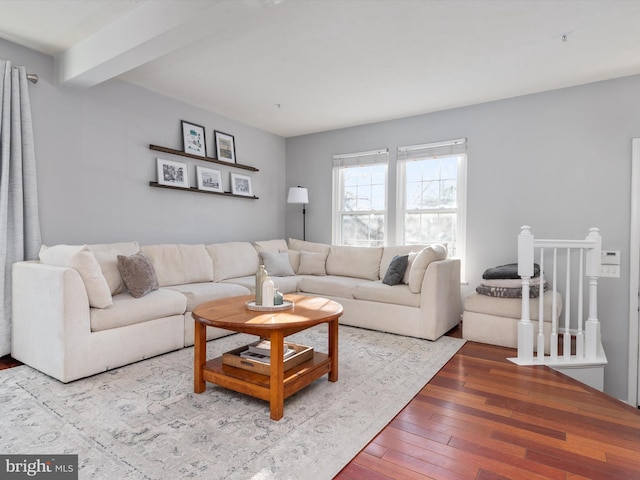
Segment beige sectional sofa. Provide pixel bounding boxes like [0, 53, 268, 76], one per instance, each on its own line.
[11, 238, 461, 383]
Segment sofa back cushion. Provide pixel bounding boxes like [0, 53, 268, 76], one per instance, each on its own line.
[288, 238, 330, 254]
[206, 242, 259, 282]
[325, 245, 383, 280]
[39, 244, 113, 308]
[89, 241, 141, 295]
[253, 239, 288, 254]
[141, 244, 213, 287]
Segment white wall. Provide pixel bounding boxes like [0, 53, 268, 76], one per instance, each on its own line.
[286, 75, 640, 401]
[1, 38, 286, 246]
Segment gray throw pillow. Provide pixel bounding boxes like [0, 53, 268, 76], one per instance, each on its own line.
[117, 251, 159, 298]
[260, 251, 295, 276]
[383, 254, 409, 286]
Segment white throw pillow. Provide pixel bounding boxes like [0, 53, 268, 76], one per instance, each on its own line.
[89, 242, 141, 295]
[403, 251, 420, 285]
[407, 244, 447, 293]
[39, 244, 113, 308]
[260, 251, 295, 276]
[297, 251, 327, 275]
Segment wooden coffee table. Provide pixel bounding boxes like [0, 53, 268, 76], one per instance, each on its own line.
[192, 294, 343, 420]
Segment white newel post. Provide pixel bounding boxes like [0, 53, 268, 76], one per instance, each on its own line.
[584, 227, 601, 360]
[518, 225, 534, 362]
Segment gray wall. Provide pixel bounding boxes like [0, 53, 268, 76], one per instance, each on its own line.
[1, 38, 286, 246]
[286, 75, 640, 401]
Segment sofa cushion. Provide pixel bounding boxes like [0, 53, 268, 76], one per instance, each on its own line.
[89, 242, 140, 295]
[287, 250, 301, 272]
[382, 255, 408, 286]
[206, 242, 260, 281]
[288, 238, 331, 255]
[90, 288, 187, 332]
[39, 244, 113, 308]
[380, 245, 427, 280]
[117, 251, 159, 298]
[408, 244, 447, 293]
[297, 251, 327, 275]
[298, 275, 366, 299]
[353, 281, 421, 308]
[165, 282, 251, 311]
[253, 239, 288, 254]
[260, 251, 295, 276]
[141, 244, 213, 287]
[325, 245, 383, 280]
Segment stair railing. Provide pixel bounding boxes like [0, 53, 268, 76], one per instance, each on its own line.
[514, 225, 603, 365]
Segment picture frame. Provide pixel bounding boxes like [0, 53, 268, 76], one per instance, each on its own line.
[214, 130, 236, 164]
[181, 120, 206, 157]
[157, 158, 189, 188]
[196, 166, 223, 193]
[230, 172, 253, 197]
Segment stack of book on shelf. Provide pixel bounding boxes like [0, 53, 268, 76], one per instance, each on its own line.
[239, 339, 297, 365]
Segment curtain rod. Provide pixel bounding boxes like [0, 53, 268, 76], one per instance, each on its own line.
[27, 73, 38, 84]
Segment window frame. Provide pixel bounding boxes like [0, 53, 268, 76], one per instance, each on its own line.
[332, 149, 389, 247]
[396, 139, 467, 281]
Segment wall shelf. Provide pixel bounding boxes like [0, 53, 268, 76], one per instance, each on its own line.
[149, 144, 259, 172]
[149, 181, 259, 200]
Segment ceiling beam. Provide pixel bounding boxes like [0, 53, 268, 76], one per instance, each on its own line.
[54, 0, 222, 88]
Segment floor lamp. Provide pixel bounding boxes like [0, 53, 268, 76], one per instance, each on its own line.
[287, 186, 309, 240]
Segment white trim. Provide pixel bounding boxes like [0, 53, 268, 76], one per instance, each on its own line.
[398, 138, 466, 152]
[628, 138, 640, 407]
[332, 148, 388, 159]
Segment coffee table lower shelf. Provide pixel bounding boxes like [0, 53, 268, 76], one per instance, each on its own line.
[201, 352, 331, 402]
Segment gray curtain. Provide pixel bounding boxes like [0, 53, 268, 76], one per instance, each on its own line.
[0, 60, 41, 356]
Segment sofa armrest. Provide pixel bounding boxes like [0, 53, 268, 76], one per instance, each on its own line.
[11, 261, 91, 382]
[419, 258, 462, 340]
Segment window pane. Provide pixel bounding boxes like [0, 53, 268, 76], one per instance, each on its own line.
[441, 179, 456, 207]
[399, 153, 463, 256]
[371, 184, 385, 210]
[335, 160, 387, 246]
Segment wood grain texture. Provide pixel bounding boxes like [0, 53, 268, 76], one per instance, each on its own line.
[335, 330, 640, 480]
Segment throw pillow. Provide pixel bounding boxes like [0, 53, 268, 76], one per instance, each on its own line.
[403, 251, 419, 284]
[296, 251, 327, 275]
[39, 244, 113, 308]
[117, 251, 159, 298]
[407, 244, 448, 293]
[382, 255, 408, 286]
[260, 251, 295, 276]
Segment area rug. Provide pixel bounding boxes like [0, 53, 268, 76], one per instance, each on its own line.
[0, 326, 464, 479]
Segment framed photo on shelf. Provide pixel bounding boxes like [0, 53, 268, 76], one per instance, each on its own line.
[196, 166, 223, 193]
[230, 172, 253, 197]
[181, 120, 206, 157]
[214, 130, 236, 164]
[157, 158, 189, 188]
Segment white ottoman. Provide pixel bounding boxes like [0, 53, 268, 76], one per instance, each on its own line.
[462, 292, 563, 350]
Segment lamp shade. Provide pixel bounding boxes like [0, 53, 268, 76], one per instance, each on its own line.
[287, 187, 309, 204]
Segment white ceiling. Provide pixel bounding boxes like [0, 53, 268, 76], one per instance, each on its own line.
[1, 0, 640, 137]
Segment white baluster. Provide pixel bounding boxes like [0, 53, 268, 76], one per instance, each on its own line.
[576, 248, 584, 359]
[550, 248, 558, 360]
[564, 248, 572, 359]
[537, 248, 545, 360]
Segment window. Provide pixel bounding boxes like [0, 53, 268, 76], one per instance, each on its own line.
[332, 149, 388, 246]
[397, 139, 466, 274]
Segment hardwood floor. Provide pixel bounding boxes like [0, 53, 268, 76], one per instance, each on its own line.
[335, 328, 640, 480]
[3, 330, 639, 479]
